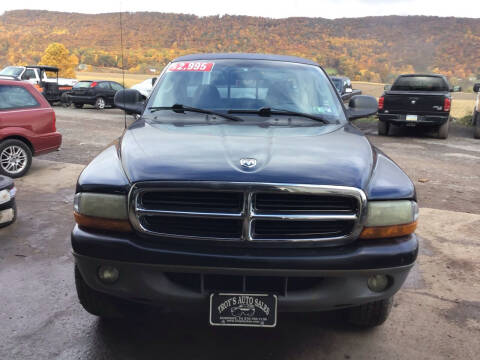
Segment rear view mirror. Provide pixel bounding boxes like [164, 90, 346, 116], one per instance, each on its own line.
[384, 85, 391, 91]
[151, 77, 157, 86]
[347, 95, 378, 121]
[114, 89, 144, 115]
[474, 83, 480, 93]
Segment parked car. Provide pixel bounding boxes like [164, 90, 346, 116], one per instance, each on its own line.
[0, 79, 62, 178]
[130, 77, 157, 99]
[67, 80, 124, 109]
[473, 83, 480, 139]
[0, 175, 16, 228]
[330, 76, 362, 102]
[378, 74, 461, 139]
[72, 53, 418, 329]
[0, 65, 76, 104]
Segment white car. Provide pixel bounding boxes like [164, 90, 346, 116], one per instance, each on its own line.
[130, 77, 157, 99]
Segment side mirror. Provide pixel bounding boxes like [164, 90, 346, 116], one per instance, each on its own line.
[384, 85, 391, 91]
[473, 83, 480, 93]
[347, 95, 378, 121]
[114, 89, 144, 115]
[450, 86, 462, 92]
[151, 77, 157, 86]
[345, 88, 353, 93]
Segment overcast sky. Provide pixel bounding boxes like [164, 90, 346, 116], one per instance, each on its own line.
[0, 0, 478, 19]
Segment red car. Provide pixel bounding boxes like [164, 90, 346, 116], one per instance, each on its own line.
[0, 79, 62, 178]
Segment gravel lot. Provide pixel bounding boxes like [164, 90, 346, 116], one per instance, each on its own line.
[1, 106, 479, 359]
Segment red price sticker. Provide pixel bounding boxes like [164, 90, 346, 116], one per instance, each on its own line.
[168, 62, 214, 72]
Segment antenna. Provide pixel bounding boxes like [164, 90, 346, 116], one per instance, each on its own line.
[119, 3, 127, 129]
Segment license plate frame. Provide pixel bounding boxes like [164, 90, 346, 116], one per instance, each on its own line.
[209, 293, 277, 328]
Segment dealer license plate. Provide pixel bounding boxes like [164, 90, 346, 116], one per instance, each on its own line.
[406, 114, 418, 121]
[209, 293, 277, 327]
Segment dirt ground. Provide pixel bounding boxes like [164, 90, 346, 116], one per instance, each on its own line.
[1, 106, 479, 359]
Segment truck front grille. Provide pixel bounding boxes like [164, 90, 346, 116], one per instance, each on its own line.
[130, 182, 366, 245]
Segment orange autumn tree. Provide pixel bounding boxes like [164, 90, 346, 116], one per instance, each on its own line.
[40, 43, 78, 78]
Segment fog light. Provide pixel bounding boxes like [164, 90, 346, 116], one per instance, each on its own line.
[98, 265, 119, 284]
[367, 274, 389, 292]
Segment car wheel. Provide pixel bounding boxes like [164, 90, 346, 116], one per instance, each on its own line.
[0, 139, 33, 178]
[74, 103, 84, 109]
[437, 119, 449, 139]
[95, 97, 106, 110]
[378, 121, 389, 136]
[346, 297, 393, 327]
[474, 111, 480, 139]
[75, 266, 125, 318]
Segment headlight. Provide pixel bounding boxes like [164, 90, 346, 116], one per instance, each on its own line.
[73, 193, 131, 232]
[360, 200, 418, 239]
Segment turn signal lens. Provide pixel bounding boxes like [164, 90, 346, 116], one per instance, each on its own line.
[360, 221, 417, 239]
[74, 212, 132, 232]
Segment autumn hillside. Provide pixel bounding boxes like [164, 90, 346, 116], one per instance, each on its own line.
[1, 10, 479, 82]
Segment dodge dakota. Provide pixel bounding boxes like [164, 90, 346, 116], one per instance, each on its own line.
[378, 74, 461, 139]
[72, 54, 419, 328]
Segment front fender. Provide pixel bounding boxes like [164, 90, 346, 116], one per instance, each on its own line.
[76, 140, 130, 194]
[366, 148, 416, 200]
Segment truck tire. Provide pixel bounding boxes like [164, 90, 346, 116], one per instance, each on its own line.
[378, 121, 389, 136]
[95, 97, 106, 110]
[0, 139, 33, 178]
[74, 266, 123, 319]
[474, 111, 480, 139]
[346, 297, 393, 327]
[436, 119, 449, 139]
[74, 103, 84, 109]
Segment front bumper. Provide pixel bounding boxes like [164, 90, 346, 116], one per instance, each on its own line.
[72, 226, 418, 312]
[379, 113, 448, 126]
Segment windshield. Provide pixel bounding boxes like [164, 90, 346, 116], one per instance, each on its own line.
[147, 59, 346, 123]
[391, 76, 449, 92]
[331, 78, 343, 93]
[73, 81, 93, 89]
[0, 66, 24, 77]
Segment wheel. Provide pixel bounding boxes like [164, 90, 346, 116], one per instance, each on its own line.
[378, 120, 389, 136]
[0, 139, 33, 178]
[436, 119, 449, 139]
[74, 103, 84, 109]
[346, 297, 393, 327]
[75, 266, 124, 318]
[95, 97, 106, 110]
[474, 111, 480, 139]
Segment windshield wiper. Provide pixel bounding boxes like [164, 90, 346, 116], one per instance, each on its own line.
[148, 104, 243, 122]
[228, 107, 329, 124]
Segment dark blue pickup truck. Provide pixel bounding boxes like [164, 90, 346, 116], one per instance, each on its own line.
[72, 54, 419, 328]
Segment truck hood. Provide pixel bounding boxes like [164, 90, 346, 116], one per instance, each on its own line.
[120, 119, 375, 189]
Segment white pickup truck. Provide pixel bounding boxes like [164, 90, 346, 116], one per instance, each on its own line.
[0, 65, 77, 103]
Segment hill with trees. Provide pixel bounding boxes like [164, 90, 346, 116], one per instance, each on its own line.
[0, 10, 479, 82]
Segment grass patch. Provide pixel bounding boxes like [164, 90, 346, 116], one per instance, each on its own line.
[454, 115, 473, 127]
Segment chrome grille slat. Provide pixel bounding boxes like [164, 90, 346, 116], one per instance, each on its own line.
[129, 182, 367, 246]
